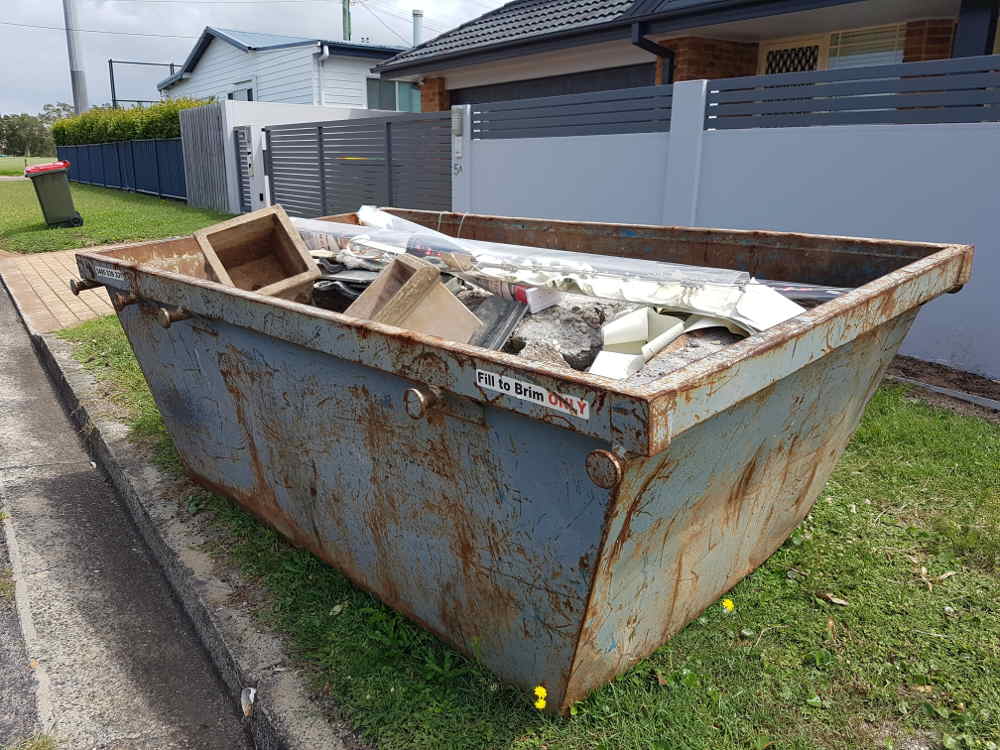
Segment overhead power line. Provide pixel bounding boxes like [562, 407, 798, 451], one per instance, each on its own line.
[352, 0, 410, 45]
[0, 20, 197, 38]
[360, 0, 444, 32]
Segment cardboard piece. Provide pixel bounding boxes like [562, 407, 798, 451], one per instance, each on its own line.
[194, 206, 319, 302]
[345, 254, 482, 343]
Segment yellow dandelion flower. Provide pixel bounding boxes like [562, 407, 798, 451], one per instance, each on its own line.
[534, 697, 547, 710]
[721, 598, 735, 613]
[533, 685, 548, 700]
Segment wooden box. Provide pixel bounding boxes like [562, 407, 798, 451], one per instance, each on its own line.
[345, 254, 481, 343]
[194, 205, 319, 301]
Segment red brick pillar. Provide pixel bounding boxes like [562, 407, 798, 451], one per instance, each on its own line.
[420, 77, 450, 112]
[904, 19, 957, 62]
[659, 37, 759, 81]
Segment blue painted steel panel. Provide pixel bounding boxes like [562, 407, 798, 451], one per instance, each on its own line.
[154, 139, 186, 199]
[118, 141, 136, 191]
[102, 143, 122, 188]
[57, 139, 183, 198]
[132, 140, 159, 195]
[118, 307, 610, 693]
[73, 211, 973, 713]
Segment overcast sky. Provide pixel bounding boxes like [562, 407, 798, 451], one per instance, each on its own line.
[0, 0, 506, 114]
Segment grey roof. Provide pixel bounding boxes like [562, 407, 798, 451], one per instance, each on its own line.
[376, 0, 637, 72]
[159, 26, 405, 89]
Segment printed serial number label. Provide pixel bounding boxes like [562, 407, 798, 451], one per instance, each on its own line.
[93, 263, 126, 282]
[475, 369, 590, 420]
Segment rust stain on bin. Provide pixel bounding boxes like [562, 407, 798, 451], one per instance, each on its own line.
[75, 210, 971, 715]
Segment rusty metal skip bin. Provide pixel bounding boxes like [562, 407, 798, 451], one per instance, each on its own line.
[73, 211, 972, 714]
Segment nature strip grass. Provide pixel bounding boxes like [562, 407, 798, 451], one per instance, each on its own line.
[0, 182, 229, 254]
[59, 315, 1000, 750]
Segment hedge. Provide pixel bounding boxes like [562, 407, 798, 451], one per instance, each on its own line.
[52, 99, 206, 146]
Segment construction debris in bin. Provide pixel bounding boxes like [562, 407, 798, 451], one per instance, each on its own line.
[290, 207, 829, 380]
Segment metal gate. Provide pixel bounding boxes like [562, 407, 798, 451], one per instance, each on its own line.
[179, 102, 229, 212]
[233, 126, 253, 213]
[264, 112, 452, 218]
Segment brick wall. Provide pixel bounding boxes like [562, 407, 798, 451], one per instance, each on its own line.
[903, 19, 956, 62]
[658, 37, 760, 81]
[420, 77, 450, 112]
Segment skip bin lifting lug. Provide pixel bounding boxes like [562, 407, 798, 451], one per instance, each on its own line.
[110, 290, 138, 309]
[69, 278, 101, 295]
[586, 449, 625, 489]
[403, 385, 442, 419]
[158, 306, 191, 329]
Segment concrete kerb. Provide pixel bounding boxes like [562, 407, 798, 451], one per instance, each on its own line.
[2, 274, 358, 750]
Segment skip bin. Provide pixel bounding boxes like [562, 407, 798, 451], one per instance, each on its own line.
[73, 212, 972, 714]
[25, 160, 83, 228]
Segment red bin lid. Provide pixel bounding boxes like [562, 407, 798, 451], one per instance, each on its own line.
[24, 160, 70, 176]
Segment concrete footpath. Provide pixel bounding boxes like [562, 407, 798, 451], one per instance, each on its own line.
[0, 287, 252, 749]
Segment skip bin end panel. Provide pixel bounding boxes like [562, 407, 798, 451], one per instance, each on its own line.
[562, 312, 916, 711]
[115, 305, 615, 708]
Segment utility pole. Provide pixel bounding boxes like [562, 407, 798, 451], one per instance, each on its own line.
[342, 0, 352, 41]
[62, 0, 89, 113]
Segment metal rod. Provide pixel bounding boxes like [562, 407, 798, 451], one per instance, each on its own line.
[108, 58, 177, 68]
[109, 58, 117, 109]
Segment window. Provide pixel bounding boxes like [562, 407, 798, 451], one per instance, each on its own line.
[366, 78, 421, 112]
[228, 80, 254, 101]
[828, 24, 906, 69]
[758, 24, 906, 74]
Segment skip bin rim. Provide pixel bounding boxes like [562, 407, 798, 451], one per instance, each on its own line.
[74, 212, 972, 458]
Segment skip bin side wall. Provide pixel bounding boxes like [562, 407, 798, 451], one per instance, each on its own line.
[562, 310, 917, 710]
[114, 301, 614, 706]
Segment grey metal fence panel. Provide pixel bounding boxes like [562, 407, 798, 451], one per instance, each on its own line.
[471, 85, 673, 139]
[233, 126, 252, 213]
[266, 111, 452, 218]
[706, 53, 1000, 129]
[267, 124, 324, 217]
[180, 102, 229, 212]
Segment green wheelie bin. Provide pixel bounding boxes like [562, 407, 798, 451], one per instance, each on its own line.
[24, 160, 83, 228]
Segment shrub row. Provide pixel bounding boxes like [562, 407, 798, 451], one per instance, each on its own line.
[52, 99, 206, 145]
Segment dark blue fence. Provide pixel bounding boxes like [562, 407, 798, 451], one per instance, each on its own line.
[56, 139, 186, 199]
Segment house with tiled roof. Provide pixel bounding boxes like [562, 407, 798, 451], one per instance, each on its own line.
[374, 0, 998, 110]
[158, 27, 417, 111]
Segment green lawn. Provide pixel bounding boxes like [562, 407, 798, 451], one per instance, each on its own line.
[0, 155, 52, 176]
[0, 181, 229, 254]
[60, 315, 1000, 750]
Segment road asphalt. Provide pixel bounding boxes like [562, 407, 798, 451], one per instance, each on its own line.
[0, 286, 252, 749]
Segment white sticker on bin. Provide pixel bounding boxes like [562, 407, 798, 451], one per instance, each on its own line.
[475, 369, 590, 420]
[93, 263, 126, 283]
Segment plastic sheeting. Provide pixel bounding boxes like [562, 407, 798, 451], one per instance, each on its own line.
[291, 210, 805, 334]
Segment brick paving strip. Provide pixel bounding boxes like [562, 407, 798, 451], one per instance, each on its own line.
[0, 249, 115, 332]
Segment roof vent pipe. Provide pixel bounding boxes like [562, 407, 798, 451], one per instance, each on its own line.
[412, 9, 423, 47]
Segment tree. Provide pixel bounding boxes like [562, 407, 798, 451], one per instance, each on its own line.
[38, 102, 75, 125]
[0, 114, 55, 156]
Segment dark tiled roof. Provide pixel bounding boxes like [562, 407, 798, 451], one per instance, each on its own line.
[622, 0, 722, 19]
[376, 0, 638, 71]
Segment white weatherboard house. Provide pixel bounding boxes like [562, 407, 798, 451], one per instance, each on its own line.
[158, 27, 419, 111]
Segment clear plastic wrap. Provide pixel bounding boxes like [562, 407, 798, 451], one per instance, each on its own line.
[291, 209, 805, 333]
